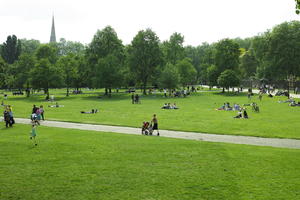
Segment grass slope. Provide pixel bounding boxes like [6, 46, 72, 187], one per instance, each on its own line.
[0, 125, 300, 200]
[1, 89, 300, 139]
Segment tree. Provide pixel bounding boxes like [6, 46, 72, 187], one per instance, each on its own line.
[31, 44, 60, 99]
[86, 26, 124, 95]
[207, 65, 219, 88]
[128, 29, 162, 94]
[268, 21, 300, 80]
[158, 63, 180, 94]
[162, 32, 185, 65]
[20, 39, 41, 55]
[296, 0, 300, 14]
[239, 50, 258, 78]
[217, 69, 240, 92]
[35, 44, 57, 64]
[1, 35, 21, 64]
[185, 43, 215, 84]
[0, 57, 7, 88]
[94, 54, 124, 95]
[14, 53, 36, 96]
[215, 39, 240, 74]
[57, 38, 85, 56]
[30, 58, 63, 99]
[56, 54, 78, 96]
[176, 58, 197, 86]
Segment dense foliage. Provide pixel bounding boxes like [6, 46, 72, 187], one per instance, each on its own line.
[1, 21, 300, 95]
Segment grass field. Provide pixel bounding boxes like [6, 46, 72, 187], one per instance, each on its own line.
[1, 124, 300, 200]
[1, 89, 300, 139]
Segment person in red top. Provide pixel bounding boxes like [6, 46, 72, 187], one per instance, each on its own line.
[151, 114, 160, 136]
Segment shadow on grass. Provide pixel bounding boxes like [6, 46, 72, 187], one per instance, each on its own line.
[212, 92, 248, 97]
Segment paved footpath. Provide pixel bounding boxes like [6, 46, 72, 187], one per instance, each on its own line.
[10, 118, 300, 149]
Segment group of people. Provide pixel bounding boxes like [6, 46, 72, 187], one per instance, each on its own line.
[31, 105, 44, 125]
[161, 103, 179, 109]
[131, 94, 140, 104]
[216, 102, 241, 111]
[3, 104, 14, 128]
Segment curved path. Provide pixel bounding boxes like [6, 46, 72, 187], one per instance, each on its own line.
[8, 117, 300, 149]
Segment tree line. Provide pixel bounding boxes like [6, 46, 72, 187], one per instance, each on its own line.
[1, 20, 300, 97]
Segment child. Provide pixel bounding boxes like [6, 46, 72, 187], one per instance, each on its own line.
[30, 124, 38, 146]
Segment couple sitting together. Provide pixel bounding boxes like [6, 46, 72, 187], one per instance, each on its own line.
[234, 108, 248, 119]
[161, 103, 179, 109]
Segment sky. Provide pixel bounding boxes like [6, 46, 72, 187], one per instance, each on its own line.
[1, 0, 299, 46]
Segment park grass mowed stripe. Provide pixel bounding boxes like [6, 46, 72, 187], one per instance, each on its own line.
[0, 124, 300, 200]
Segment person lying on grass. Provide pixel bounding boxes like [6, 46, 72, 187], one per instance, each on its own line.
[48, 102, 64, 108]
[278, 97, 294, 103]
[81, 109, 98, 114]
[289, 101, 300, 107]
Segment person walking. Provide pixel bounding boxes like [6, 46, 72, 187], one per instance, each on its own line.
[151, 114, 160, 136]
[30, 124, 38, 146]
[39, 105, 45, 120]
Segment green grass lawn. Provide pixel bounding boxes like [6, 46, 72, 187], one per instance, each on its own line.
[1, 89, 300, 139]
[0, 124, 300, 200]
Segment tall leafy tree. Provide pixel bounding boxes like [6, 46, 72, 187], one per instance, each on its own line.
[57, 38, 85, 56]
[56, 54, 78, 96]
[207, 65, 219, 88]
[14, 53, 36, 96]
[217, 69, 241, 92]
[176, 58, 197, 86]
[87, 26, 124, 95]
[31, 44, 61, 99]
[215, 39, 240, 74]
[296, 0, 300, 14]
[268, 21, 300, 80]
[158, 63, 180, 94]
[20, 39, 41, 55]
[0, 57, 7, 88]
[1, 35, 22, 64]
[162, 32, 185, 65]
[128, 29, 162, 94]
[30, 58, 63, 99]
[239, 50, 258, 79]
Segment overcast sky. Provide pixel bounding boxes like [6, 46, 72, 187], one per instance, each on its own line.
[1, 0, 299, 46]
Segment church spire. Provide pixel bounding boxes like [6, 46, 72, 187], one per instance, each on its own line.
[50, 15, 56, 43]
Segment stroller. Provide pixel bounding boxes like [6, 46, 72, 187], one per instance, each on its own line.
[141, 121, 153, 135]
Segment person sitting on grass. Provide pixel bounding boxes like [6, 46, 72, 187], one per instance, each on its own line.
[172, 103, 179, 109]
[234, 109, 243, 118]
[161, 103, 169, 109]
[233, 103, 240, 111]
[81, 109, 98, 114]
[243, 109, 249, 119]
[224, 102, 233, 111]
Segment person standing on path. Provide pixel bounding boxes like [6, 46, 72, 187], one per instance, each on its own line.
[151, 114, 160, 136]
